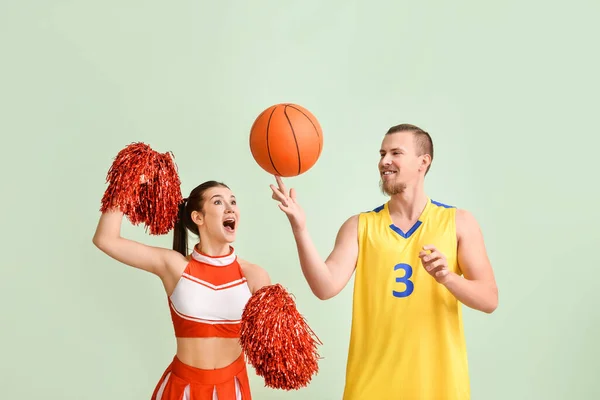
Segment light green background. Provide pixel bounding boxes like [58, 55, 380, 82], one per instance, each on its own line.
[1, 0, 598, 399]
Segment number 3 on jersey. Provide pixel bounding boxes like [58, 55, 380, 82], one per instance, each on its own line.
[392, 263, 414, 298]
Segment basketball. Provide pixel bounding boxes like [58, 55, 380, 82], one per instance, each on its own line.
[249, 103, 323, 177]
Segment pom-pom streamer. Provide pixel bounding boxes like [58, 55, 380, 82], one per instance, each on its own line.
[100, 142, 182, 235]
[240, 284, 322, 390]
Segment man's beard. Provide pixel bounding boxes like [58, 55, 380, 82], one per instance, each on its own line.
[380, 179, 406, 196]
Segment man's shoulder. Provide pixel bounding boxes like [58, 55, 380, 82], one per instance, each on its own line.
[339, 213, 360, 230]
[429, 199, 456, 209]
[429, 203, 480, 242]
[357, 202, 387, 217]
[428, 199, 459, 221]
[454, 208, 480, 235]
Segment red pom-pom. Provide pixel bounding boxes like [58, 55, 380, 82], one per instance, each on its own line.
[100, 142, 182, 235]
[240, 284, 322, 390]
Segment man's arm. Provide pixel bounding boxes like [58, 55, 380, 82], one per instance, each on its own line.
[442, 209, 498, 313]
[270, 176, 359, 300]
[292, 215, 359, 300]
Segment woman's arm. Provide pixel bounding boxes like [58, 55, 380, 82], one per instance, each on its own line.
[92, 209, 185, 278]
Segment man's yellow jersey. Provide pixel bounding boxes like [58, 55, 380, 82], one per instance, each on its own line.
[343, 199, 470, 400]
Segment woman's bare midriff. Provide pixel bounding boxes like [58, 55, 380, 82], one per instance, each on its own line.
[176, 337, 243, 370]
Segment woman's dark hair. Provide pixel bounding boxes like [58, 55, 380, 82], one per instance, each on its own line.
[173, 180, 229, 256]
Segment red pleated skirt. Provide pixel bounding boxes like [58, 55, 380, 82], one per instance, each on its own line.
[151, 354, 252, 400]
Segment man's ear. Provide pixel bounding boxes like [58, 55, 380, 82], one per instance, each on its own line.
[420, 154, 431, 172]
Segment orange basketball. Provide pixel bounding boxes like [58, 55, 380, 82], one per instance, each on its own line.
[249, 103, 323, 177]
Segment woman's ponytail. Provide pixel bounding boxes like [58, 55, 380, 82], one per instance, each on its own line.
[172, 198, 188, 257]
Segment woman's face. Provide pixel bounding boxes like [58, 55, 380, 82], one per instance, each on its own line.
[192, 186, 239, 244]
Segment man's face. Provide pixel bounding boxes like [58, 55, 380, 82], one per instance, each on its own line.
[378, 131, 426, 195]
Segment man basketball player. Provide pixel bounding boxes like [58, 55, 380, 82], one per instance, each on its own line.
[269, 123, 498, 400]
